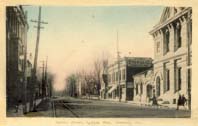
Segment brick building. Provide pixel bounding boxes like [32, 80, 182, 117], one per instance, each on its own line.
[149, 7, 192, 106]
[6, 6, 29, 109]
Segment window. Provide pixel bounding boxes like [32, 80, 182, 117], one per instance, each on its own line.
[164, 29, 170, 53]
[140, 83, 143, 95]
[177, 67, 182, 91]
[189, 19, 192, 45]
[108, 74, 111, 83]
[176, 23, 182, 48]
[163, 63, 170, 93]
[188, 69, 191, 92]
[122, 69, 126, 80]
[165, 69, 170, 91]
[112, 72, 115, 82]
[119, 70, 121, 81]
[157, 42, 160, 53]
[175, 65, 182, 92]
[116, 72, 118, 81]
[136, 84, 139, 95]
[156, 76, 161, 97]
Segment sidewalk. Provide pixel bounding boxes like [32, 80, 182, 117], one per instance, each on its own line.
[7, 105, 24, 117]
[100, 98, 189, 110]
[7, 98, 44, 117]
[25, 99, 53, 117]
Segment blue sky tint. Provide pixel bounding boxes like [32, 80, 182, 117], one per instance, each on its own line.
[23, 6, 164, 90]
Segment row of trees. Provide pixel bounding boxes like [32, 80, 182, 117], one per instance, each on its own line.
[65, 56, 109, 99]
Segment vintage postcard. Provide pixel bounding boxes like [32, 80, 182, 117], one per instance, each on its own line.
[0, 0, 197, 126]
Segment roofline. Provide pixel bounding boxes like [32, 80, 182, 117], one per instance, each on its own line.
[107, 57, 153, 68]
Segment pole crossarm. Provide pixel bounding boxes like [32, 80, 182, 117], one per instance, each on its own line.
[31, 20, 48, 24]
[34, 26, 45, 29]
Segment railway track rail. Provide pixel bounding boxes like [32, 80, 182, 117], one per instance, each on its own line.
[52, 100, 79, 117]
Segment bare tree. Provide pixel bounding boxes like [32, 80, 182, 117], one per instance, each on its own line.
[66, 74, 77, 97]
[93, 58, 102, 95]
[64, 51, 110, 99]
[93, 53, 109, 97]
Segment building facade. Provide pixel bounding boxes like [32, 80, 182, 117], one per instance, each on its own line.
[133, 68, 154, 104]
[6, 6, 29, 108]
[106, 57, 153, 102]
[149, 7, 192, 106]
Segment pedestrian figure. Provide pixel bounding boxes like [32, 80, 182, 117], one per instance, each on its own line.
[177, 94, 182, 110]
[152, 95, 158, 107]
[15, 102, 19, 113]
[181, 94, 187, 109]
[15, 99, 22, 113]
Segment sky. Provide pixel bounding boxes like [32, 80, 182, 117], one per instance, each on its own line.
[23, 6, 164, 91]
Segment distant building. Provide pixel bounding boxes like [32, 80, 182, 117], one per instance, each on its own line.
[133, 68, 154, 104]
[106, 57, 153, 102]
[149, 7, 192, 106]
[6, 6, 28, 108]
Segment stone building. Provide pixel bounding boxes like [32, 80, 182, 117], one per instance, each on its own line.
[106, 57, 153, 102]
[133, 68, 154, 104]
[6, 6, 29, 109]
[149, 7, 192, 106]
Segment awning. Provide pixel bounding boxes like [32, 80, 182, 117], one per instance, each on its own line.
[107, 85, 118, 94]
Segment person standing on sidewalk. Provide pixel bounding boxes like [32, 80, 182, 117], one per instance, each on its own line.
[181, 94, 187, 109]
[15, 99, 23, 113]
[177, 94, 182, 110]
[152, 95, 158, 106]
[15, 100, 19, 113]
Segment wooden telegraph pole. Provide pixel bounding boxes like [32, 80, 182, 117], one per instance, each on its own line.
[45, 56, 48, 97]
[40, 60, 45, 98]
[30, 6, 48, 111]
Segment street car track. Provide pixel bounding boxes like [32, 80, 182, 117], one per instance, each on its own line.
[52, 100, 79, 117]
[62, 103, 79, 117]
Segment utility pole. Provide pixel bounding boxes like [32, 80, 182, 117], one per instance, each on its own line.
[30, 6, 48, 111]
[116, 30, 121, 102]
[40, 60, 45, 98]
[45, 56, 48, 97]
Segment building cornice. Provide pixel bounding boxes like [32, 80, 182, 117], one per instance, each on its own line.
[149, 7, 192, 35]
